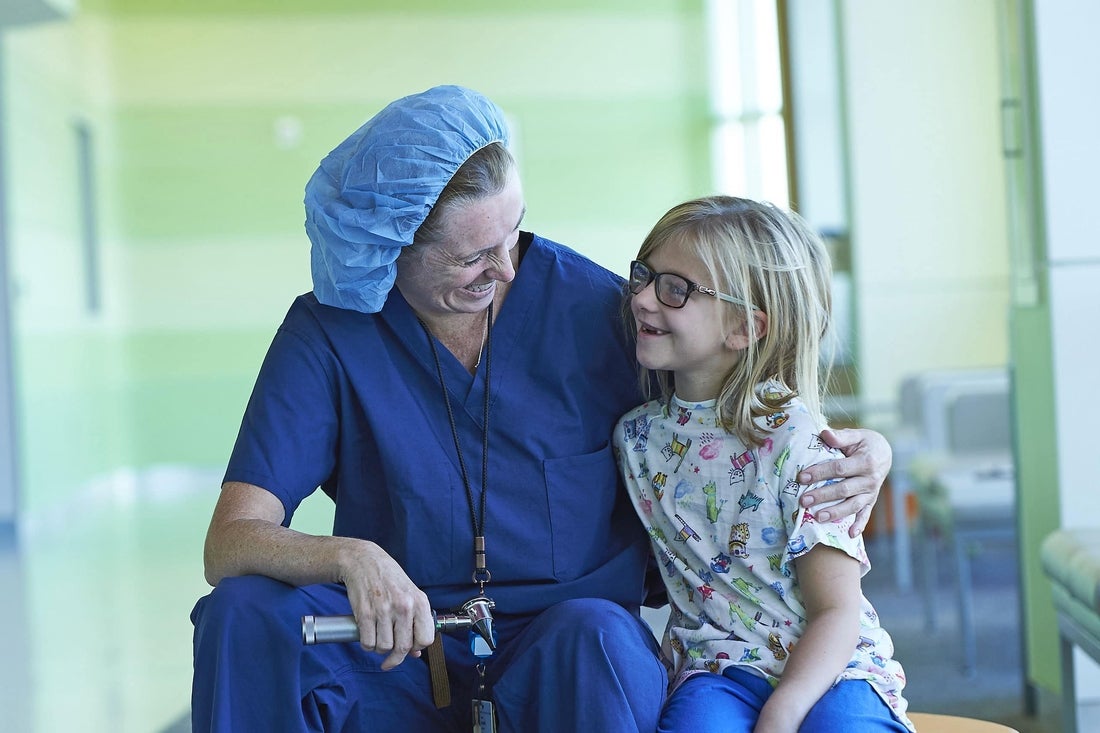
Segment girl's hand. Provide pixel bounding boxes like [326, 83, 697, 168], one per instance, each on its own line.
[796, 428, 892, 537]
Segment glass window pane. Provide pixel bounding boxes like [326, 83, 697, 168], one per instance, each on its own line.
[706, 0, 742, 115]
[707, 0, 788, 205]
[712, 122, 747, 196]
[759, 114, 790, 207]
[753, 0, 784, 112]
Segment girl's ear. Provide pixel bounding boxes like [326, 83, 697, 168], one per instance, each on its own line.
[725, 310, 768, 351]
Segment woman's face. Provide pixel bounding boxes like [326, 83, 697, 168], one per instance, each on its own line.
[396, 168, 525, 319]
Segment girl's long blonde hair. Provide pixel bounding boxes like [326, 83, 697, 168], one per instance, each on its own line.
[630, 195, 834, 447]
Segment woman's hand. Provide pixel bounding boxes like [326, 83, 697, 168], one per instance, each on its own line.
[796, 428, 892, 537]
[339, 542, 437, 670]
[204, 482, 436, 671]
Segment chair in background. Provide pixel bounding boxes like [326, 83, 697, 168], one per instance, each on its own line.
[913, 385, 1016, 676]
[885, 368, 1009, 592]
[1041, 528, 1100, 733]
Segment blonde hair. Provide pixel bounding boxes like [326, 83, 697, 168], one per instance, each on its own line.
[631, 195, 834, 447]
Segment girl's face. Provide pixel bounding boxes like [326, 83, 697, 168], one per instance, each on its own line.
[630, 245, 743, 401]
[396, 168, 525, 319]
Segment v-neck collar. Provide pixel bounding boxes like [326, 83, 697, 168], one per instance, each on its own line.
[380, 232, 544, 415]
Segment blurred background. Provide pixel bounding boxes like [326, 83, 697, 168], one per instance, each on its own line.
[1, 0, 1096, 731]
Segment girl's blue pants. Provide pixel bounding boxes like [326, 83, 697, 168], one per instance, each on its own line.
[658, 665, 911, 733]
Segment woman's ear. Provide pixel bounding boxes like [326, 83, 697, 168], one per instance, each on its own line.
[725, 310, 768, 351]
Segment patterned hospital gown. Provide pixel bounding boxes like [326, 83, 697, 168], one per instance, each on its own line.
[613, 391, 913, 728]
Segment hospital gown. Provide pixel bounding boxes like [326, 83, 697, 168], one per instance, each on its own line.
[614, 393, 913, 730]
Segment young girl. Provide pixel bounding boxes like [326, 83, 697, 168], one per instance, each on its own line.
[614, 196, 913, 733]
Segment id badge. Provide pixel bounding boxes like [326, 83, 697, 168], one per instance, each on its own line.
[472, 698, 497, 733]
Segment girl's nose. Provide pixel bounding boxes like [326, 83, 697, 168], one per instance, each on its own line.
[632, 280, 659, 311]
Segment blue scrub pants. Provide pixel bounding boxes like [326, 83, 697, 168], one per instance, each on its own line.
[191, 575, 666, 732]
[658, 666, 910, 733]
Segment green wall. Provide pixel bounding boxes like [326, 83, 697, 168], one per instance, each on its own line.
[3, 20, 130, 514]
[1010, 304, 1059, 693]
[1002, 0, 1062, 700]
[3, 4, 712, 520]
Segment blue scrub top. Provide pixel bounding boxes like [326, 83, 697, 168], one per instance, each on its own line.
[225, 233, 652, 615]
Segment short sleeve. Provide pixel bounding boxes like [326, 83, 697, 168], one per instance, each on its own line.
[773, 422, 871, 577]
[224, 321, 340, 523]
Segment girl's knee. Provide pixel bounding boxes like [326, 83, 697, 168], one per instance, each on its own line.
[801, 680, 906, 733]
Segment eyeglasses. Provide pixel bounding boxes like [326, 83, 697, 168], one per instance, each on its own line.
[627, 260, 758, 310]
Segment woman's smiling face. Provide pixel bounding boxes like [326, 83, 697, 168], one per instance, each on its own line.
[395, 168, 525, 319]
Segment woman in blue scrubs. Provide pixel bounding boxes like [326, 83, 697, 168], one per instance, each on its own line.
[190, 85, 892, 733]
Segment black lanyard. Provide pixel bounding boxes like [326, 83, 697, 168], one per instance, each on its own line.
[418, 302, 493, 593]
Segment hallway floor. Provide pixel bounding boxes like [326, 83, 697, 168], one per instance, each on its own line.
[0, 468, 220, 733]
[0, 467, 1060, 732]
[860, 529, 1055, 732]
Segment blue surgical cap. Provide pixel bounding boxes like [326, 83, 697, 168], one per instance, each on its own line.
[305, 85, 511, 313]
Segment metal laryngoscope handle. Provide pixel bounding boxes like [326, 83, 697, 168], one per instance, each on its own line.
[302, 595, 496, 650]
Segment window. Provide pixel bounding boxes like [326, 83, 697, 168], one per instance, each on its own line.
[706, 0, 789, 207]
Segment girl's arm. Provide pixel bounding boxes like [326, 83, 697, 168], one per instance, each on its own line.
[754, 545, 863, 733]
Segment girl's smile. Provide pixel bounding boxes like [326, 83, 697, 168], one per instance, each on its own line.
[630, 246, 742, 402]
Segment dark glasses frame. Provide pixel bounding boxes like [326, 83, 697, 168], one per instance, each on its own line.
[627, 260, 759, 310]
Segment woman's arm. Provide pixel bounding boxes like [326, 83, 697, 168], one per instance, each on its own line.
[796, 428, 892, 536]
[204, 481, 436, 670]
[754, 545, 862, 733]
